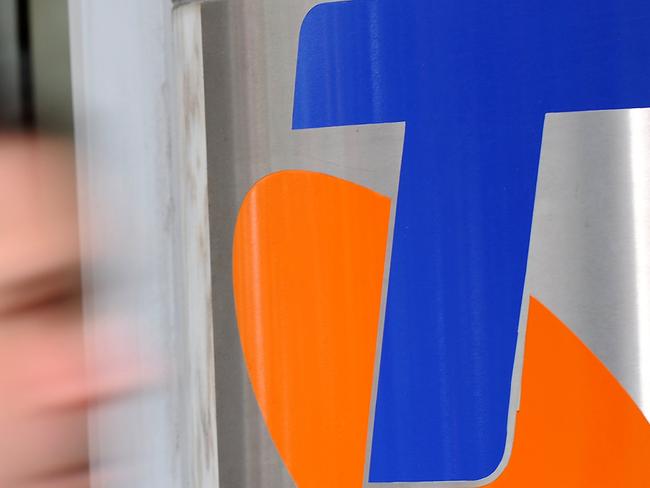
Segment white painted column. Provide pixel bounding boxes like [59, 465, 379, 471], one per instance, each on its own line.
[68, 1, 218, 486]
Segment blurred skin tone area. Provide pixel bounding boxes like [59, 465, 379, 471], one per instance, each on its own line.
[0, 135, 144, 488]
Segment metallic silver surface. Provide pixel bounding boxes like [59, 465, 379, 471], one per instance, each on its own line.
[526, 109, 650, 419]
[198, 0, 650, 485]
[200, 1, 404, 486]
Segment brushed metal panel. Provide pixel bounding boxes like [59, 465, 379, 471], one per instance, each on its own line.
[527, 109, 650, 419]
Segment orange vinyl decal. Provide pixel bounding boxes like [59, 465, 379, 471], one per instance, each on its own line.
[490, 297, 650, 487]
[233, 170, 391, 488]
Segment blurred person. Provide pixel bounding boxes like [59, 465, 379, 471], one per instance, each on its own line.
[0, 3, 151, 485]
[0, 134, 142, 488]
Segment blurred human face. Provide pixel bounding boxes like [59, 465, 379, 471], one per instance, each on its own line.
[0, 135, 140, 488]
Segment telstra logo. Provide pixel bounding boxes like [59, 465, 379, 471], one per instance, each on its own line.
[219, 1, 650, 486]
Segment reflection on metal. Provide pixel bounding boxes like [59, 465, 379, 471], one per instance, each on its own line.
[629, 110, 650, 416]
[527, 109, 650, 420]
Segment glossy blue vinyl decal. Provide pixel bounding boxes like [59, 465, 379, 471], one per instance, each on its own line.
[293, 0, 650, 482]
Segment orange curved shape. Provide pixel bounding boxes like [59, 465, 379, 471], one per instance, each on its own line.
[233, 170, 391, 488]
[490, 297, 650, 487]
